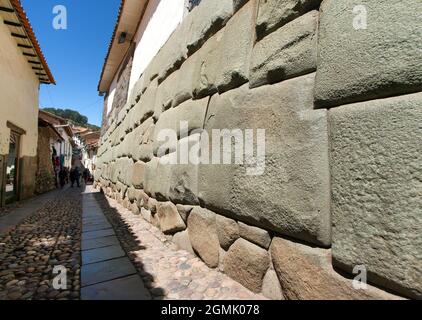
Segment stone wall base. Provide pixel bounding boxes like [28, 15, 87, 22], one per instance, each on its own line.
[95, 181, 405, 300]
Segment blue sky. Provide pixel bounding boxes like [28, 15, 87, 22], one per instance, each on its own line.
[21, 0, 121, 126]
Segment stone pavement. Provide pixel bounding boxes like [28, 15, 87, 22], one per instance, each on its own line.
[0, 188, 62, 235]
[0, 185, 265, 300]
[89, 186, 265, 300]
[80, 190, 150, 300]
[0, 187, 81, 300]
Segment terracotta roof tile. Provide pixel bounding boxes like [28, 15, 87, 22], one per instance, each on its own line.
[10, 0, 55, 84]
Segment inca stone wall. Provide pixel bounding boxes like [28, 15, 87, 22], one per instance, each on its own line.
[95, 0, 421, 299]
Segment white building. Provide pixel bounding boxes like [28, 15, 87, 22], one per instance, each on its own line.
[98, 0, 191, 125]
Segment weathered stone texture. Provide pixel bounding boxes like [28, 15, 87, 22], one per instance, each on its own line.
[128, 74, 144, 106]
[192, 29, 223, 99]
[216, 215, 240, 251]
[157, 202, 186, 235]
[271, 237, 403, 300]
[262, 269, 284, 300]
[199, 74, 331, 247]
[250, 10, 318, 88]
[233, 0, 249, 13]
[216, 1, 254, 93]
[143, 157, 169, 200]
[176, 204, 193, 224]
[315, 0, 422, 107]
[186, 0, 233, 55]
[132, 161, 146, 189]
[239, 222, 271, 249]
[329, 93, 422, 299]
[129, 79, 157, 129]
[188, 207, 220, 268]
[130, 202, 140, 215]
[145, 135, 201, 204]
[256, 0, 321, 39]
[153, 98, 208, 156]
[156, 25, 189, 84]
[117, 157, 134, 187]
[224, 238, 270, 293]
[155, 55, 198, 117]
[173, 230, 195, 255]
[141, 208, 152, 223]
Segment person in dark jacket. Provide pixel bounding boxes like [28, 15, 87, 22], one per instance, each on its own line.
[70, 167, 81, 188]
[82, 168, 90, 185]
[58, 168, 67, 188]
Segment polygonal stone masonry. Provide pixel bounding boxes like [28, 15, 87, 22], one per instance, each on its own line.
[199, 73, 331, 247]
[255, 0, 321, 40]
[329, 92, 422, 299]
[315, 0, 422, 108]
[250, 10, 318, 88]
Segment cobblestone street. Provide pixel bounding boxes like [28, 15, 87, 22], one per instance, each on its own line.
[0, 188, 81, 300]
[0, 186, 264, 300]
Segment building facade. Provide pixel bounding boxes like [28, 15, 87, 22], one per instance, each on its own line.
[96, 0, 421, 299]
[39, 110, 74, 175]
[0, 0, 55, 206]
[35, 117, 63, 194]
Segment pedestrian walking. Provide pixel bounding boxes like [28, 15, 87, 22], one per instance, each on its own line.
[83, 168, 91, 185]
[58, 167, 67, 188]
[74, 167, 81, 187]
[70, 167, 80, 188]
[69, 168, 75, 187]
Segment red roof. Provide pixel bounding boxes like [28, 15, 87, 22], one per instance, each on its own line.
[9, 0, 55, 84]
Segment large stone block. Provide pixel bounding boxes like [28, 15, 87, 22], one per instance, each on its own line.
[188, 207, 220, 268]
[129, 79, 157, 129]
[223, 238, 270, 293]
[186, 0, 233, 55]
[329, 93, 422, 299]
[128, 74, 144, 107]
[156, 23, 189, 84]
[250, 10, 318, 88]
[199, 74, 331, 247]
[262, 269, 284, 300]
[117, 157, 134, 187]
[153, 98, 208, 156]
[271, 237, 403, 300]
[216, 1, 254, 93]
[256, 0, 321, 39]
[173, 230, 195, 255]
[166, 163, 199, 205]
[192, 26, 224, 99]
[150, 135, 201, 205]
[131, 161, 146, 189]
[155, 55, 198, 116]
[315, 0, 422, 108]
[216, 215, 240, 251]
[239, 222, 271, 249]
[143, 157, 170, 201]
[132, 118, 155, 162]
[176, 204, 193, 224]
[157, 202, 186, 235]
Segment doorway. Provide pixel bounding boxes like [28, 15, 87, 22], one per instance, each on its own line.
[5, 130, 21, 204]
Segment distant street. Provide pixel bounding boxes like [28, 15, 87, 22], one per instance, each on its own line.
[0, 186, 263, 300]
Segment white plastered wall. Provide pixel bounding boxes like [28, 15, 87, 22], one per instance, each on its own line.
[104, 0, 186, 113]
[0, 17, 40, 157]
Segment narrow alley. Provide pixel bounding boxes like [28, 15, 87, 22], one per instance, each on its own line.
[0, 186, 264, 300]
